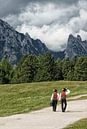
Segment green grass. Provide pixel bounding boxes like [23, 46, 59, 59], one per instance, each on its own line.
[74, 96, 87, 100]
[63, 118, 87, 129]
[80, 96, 87, 99]
[0, 81, 87, 116]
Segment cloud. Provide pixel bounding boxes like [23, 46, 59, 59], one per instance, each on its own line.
[0, 0, 30, 17]
[17, 24, 71, 51]
[0, 0, 78, 18]
[4, 3, 78, 51]
[1, 0, 87, 51]
[68, 9, 87, 33]
[76, 30, 87, 41]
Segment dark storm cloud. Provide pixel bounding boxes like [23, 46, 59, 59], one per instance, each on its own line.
[1, 0, 87, 51]
[0, 0, 30, 17]
[0, 0, 79, 18]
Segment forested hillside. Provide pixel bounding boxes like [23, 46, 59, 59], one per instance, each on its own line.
[0, 53, 87, 84]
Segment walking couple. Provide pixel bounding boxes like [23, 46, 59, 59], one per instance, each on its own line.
[51, 88, 70, 112]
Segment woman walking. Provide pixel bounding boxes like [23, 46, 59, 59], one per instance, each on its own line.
[51, 89, 59, 112]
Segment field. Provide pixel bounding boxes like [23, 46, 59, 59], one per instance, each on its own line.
[63, 118, 87, 129]
[0, 81, 87, 116]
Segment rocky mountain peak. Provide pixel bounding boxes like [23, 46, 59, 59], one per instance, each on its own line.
[25, 32, 31, 38]
[0, 19, 64, 65]
[1, 19, 87, 65]
[68, 34, 82, 44]
[65, 34, 87, 58]
[0, 19, 14, 31]
[68, 34, 75, 44]
[77, 35, 82, 42]
[68, 34, 74, 39]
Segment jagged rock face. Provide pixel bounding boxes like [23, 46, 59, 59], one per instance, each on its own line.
[0, 19, 65, 65]
[0, 19, 49, 65]
[3, 18, 87, 65]
[0, 19, 22, 64]
[65, 34, 87, 58]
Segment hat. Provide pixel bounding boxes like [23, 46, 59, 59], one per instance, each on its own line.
[62, 88, 67, 91]
[54, 89, 57, 92]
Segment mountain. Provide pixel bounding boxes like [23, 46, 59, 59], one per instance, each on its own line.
[0, 19, 64, 65]
[65, 34, 87, 58]
[1, 19, 87, 65]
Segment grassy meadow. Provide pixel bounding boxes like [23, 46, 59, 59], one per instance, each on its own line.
[63, 118, 87, 129]
[0, 81, 87, 116]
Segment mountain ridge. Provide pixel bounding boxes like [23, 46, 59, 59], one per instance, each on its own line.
[0, 19, 87, 65]
[0, 19, 64, 65]
[65, 34, 87, 58]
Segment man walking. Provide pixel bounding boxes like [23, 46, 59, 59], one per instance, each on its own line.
[60, 88, 70, 112]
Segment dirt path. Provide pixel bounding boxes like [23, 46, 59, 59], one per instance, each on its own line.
[0, 99, 87, 129]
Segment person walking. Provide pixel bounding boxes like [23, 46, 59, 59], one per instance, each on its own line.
[51, 89, 59, 112]
[60, 88, 70, 112]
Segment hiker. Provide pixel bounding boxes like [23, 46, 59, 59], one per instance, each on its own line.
[60, 88, 70, 112]
[51, 89, 59, 112]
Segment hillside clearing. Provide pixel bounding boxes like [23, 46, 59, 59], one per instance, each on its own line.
[0, 81, 87, 116]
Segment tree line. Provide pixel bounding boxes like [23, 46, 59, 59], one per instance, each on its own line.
[0, 52, 87, 84]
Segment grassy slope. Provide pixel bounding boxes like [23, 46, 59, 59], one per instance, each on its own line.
[0, 81, 87, 116]
[63, 118, 87, 129]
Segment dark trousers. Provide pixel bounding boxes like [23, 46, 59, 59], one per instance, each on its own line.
[61, 98, 67, 112]
[52, 100, 57, 111]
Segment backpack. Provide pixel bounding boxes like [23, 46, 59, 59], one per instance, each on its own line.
[61, 91, 66, 99]
[53, 92, 57, 100]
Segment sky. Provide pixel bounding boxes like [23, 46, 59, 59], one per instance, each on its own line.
[0, 0, 87, 51]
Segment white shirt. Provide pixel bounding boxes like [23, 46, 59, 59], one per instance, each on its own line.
[66, 89, 70, 95]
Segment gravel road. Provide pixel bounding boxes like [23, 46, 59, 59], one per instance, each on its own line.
[0, 99, 87, 129]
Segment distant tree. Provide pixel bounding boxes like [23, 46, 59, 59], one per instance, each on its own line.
[62, 58, 72, 80]
[66, 58, 77, 81]
[0, 59, 13, 84]
[67, 69, 75, 80]
[11, 54, 87, 83]
[74, 57, 87, 81]
[54, 59, 63, 80]
[34, 52, 56, 81]
[0, 63, 5, 84]
[13, 55, 38, 83]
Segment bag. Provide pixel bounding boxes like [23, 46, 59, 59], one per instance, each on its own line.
[53, 92, 57, 100]
[61, 91, 66, 99]
[50, 101, 53, 106]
